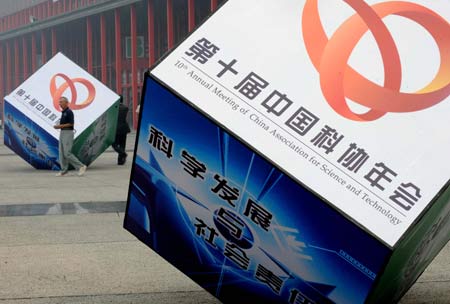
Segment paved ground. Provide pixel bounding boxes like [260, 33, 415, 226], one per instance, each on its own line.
[0, 129, 448, 303]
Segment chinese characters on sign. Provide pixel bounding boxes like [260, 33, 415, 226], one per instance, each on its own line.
[148, 124, 318, 302]
[15, 89, 60, 125]
[184, 38, 422, 213]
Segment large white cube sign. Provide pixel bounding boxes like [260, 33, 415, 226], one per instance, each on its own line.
[3, 52, 119, 170]
[125, 1, 450, 303]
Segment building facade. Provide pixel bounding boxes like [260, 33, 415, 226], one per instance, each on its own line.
[0, 0, 48, 19]
[0, 0, 225, 128]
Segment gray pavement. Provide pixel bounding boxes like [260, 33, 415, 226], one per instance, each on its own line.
[0, 129, 448, 303]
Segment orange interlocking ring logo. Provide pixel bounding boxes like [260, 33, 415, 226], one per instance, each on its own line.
[50, 73, 96, 111]
[302, 0, 450, 121]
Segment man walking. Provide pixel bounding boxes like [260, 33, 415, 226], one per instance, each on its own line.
[54, 96, 87, 176]
[112, 95, 131, 165]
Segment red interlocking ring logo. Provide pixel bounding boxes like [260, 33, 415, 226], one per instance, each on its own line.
[302, 0, 450, 121]
[50, 73, 96, 111]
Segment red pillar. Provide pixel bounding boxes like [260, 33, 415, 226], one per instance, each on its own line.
[130, 4, 138, 129]
[31, 33, 37, 72]
[31, 7, 36, 22]
[0, 44, 4, 101]
[86, 16, 93, 74]
[44, 2, 48, 18]
[188, 0, 195, 32]
[211, 0, 218, 11]
[51, 28, 57, 55]
[100, 13, 107, 84]
[22, 36, 28, 79]
[147, 0, 155, 66]
[39, 2, 44, 19]
[0, 44, 3, 125]
[14, 39, 19, 87]
[167, 0, 174, 49]
[41, 30, 47, 65]
[114, 8, 122, 95]
[6, 41, 11, 93]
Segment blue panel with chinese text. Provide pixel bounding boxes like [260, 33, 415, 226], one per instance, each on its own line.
[4, 101, 60, 170]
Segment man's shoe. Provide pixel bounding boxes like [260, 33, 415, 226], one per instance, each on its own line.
[78, 165, 87, 176]
[118, 153, 127, 165]
[55, 171, 68, 177]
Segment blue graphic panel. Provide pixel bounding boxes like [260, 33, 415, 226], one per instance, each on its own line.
[124, 76, 390, 304]
[4, 101, 60, 170]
